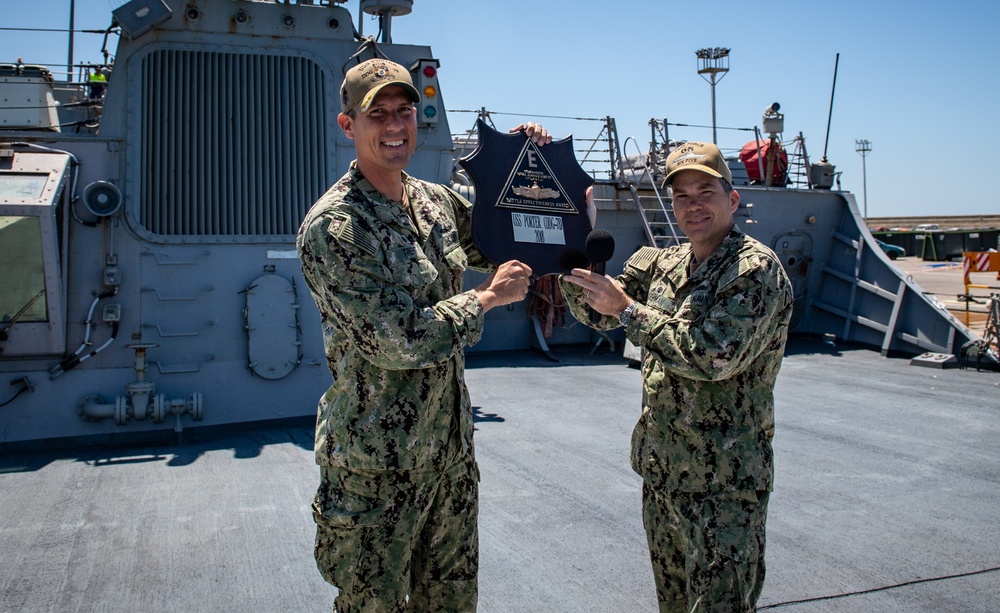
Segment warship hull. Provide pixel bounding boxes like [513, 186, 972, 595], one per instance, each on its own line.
[0, 0, 991, 452]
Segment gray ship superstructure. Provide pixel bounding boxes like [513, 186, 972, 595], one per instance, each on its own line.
[0, 0, 991, 450]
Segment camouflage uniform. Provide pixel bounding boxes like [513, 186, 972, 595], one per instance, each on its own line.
[297, 162, 491, 612]
[562, 225, 793, 612]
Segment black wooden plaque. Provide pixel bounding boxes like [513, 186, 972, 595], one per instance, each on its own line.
[459, 119, 594, 275]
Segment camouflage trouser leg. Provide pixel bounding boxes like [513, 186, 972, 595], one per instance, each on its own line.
[641, 484, 768, 613]
[312, 454, 480, 613]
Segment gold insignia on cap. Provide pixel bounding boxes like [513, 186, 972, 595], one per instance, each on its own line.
[674, 152, 707, 163]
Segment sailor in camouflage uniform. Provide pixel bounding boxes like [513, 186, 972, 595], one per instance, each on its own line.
[297, 58, 548, 612]
[561, 142, 793, 612]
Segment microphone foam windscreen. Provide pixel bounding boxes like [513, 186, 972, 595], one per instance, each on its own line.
[585, 229, 615, 264]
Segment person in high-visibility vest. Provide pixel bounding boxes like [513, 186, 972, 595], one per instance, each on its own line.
[88, 66, 107, 100]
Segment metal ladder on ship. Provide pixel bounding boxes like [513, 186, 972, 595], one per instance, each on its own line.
[618, 135, 686, 249]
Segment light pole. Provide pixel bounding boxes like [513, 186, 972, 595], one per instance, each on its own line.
[696, 47, 730, 145]
[68, 0, 75, 82]
[855, 139, 872, 218]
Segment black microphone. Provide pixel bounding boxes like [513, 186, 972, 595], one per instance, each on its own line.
[585, 229, 615, 323]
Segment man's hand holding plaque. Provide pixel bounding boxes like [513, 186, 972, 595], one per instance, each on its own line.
[460, 120, 595, 276]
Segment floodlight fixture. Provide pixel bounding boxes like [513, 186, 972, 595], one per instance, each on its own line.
[855, 139, 872, 218]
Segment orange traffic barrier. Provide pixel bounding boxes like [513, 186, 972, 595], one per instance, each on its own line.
[963, 251, 1000, 288]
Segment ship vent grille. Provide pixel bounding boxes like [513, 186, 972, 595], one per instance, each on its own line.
[138, 50, 329, 237]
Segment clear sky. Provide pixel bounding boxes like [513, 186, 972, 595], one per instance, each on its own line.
[3, 0, 998, 218]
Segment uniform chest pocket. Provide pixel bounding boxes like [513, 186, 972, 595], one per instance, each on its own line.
[385, 244, 439, 289]
[646, 283, 677, 315]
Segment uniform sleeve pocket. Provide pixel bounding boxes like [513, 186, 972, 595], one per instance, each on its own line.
[444, 243, 469, 273]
